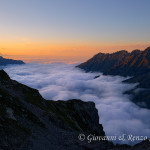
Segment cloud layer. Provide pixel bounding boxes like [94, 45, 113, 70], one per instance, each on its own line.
[4, 63, 150, 145]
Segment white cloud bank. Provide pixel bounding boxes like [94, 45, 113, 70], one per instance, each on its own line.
[4, 63, 150, 145]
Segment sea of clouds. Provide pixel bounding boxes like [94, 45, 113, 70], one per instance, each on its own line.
[4, 63, 150, 145]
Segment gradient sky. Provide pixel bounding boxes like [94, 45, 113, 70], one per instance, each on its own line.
[0, 0, 150, 63]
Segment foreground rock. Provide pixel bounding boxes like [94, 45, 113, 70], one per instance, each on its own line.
[0, 70, 149, 150]
[0, 56, 24, 66]
[0, 69, 107, 150]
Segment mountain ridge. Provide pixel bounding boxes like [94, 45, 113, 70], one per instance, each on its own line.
[0, 56, 25, 66]
[77, 47, 150, 76]
[77, 47, 150, 109]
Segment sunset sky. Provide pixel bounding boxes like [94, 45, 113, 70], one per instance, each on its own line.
[0, 0, 150, 63]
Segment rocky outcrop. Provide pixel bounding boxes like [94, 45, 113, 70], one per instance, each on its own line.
[0, 69, 107, 149]
[77, 47, 150, 77]
[0, 56, 24, 66]
[0, 70, 150, 150]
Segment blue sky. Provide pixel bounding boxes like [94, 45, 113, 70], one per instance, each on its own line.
[0, 0, 150, 62]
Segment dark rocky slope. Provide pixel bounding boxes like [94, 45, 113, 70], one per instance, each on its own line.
[0, 70, 150, 150]
[0, 69, 108, 150]
[0, 56, 24, 66]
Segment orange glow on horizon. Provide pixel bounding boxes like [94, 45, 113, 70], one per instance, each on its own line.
[1, 39, 150, 63]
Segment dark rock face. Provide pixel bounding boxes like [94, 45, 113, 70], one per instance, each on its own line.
[0, 56, 25, 66]
[77, 47, 150, 77]
[123, 73, 150, 109]
[47, 100, 105, 135]
[0, 70, 150, 150]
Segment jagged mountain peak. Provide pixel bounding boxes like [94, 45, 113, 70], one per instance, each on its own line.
[113, 50, 128, 54]
[77, 47, 150, 76]
[131, 49, 141, 54]
[145, 46, 150, 51]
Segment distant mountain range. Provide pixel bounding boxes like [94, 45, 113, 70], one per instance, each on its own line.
[0, 56, 25, 66]
[77, 47, 150, 76]
[77, 47, 150, 109]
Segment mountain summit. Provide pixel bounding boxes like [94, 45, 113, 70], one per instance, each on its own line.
[77, 47, 150, 76]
